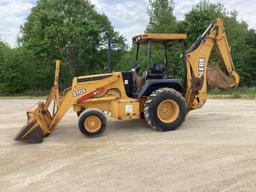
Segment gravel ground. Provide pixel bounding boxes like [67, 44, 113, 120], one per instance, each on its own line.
[0, 99, 256, 192]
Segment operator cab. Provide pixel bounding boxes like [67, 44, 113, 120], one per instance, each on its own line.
[130, 33, 187, 97]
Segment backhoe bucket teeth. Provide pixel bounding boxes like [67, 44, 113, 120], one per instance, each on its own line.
[207, 65, 234, 88]
[15, 102, 53, 143]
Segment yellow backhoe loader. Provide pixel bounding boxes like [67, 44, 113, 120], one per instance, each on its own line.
[15, 18, 239, 143]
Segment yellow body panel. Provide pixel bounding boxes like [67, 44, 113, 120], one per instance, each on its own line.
[72, 72, 141, 120]
[111, 99, 140, 120]
[71, 72, 139, 112]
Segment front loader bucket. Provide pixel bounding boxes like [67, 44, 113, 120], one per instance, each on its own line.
[207, 65, 234, 88]
[15, 102, 53, 143]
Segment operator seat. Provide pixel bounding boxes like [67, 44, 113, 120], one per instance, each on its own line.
[146, 62, 165, 79]
[131, 70, 145, 96]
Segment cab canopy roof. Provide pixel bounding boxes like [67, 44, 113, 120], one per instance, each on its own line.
[132, 33, 187, 44]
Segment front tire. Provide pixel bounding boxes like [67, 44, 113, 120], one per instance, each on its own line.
[144, 88, 186, 131]
[78, 109, 106, 137]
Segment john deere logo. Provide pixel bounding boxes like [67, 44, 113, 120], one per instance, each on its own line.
[198, 57, 205, 77]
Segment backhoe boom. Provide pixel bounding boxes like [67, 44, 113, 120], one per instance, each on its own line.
[185, 18, 240, 110]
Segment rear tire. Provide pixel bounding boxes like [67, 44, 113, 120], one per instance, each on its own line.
[78, 109, 106, 137]
[144, 88, 186, 131]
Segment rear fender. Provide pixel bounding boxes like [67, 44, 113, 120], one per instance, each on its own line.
[137, 79, 184, 98]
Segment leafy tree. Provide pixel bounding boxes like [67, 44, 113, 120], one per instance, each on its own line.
[115, 49, 135, 72]
[147, 0, 176, 33]
[181, 1, 225, 43]
[19, 0, 125, 89]
[0, 42, 37, 94]
[1, 0, 255, 95]
[244, 29, 256, 86]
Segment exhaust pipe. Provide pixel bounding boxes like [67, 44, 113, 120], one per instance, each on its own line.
[105, 32, 112, 73]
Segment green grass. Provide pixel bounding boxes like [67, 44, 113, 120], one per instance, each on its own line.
[208, 87, 256, 99]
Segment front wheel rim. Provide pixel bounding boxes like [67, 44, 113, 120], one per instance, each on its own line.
[84, 116, 102, 133]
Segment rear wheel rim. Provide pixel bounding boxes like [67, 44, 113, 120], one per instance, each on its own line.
[84, 116, 102, 133]
[157, 99, 180, 123]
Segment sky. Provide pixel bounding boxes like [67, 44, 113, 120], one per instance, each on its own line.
[0, 0, 255, 47]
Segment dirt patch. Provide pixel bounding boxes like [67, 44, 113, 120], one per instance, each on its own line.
[0, 99, 256, 192]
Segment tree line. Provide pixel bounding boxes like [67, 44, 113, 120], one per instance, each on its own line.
[0, 0, 255, 95]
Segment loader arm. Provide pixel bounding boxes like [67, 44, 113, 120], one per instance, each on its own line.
[15, 60, 121, 143]
[185, 18, 240, 111]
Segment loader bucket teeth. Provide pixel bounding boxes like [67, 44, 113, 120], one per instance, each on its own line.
[15, 120, 44, 143]
[15, 102, 53, 143]
[15, 60, 66, 144]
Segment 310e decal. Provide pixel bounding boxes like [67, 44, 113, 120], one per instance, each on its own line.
[72, 88, 86, 97]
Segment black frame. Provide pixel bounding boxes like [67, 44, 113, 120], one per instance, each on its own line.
[134, 40, 187, 81]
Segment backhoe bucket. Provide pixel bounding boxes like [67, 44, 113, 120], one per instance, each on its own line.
[15, 102, 53, 143]
[207, 65, 234, 88]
